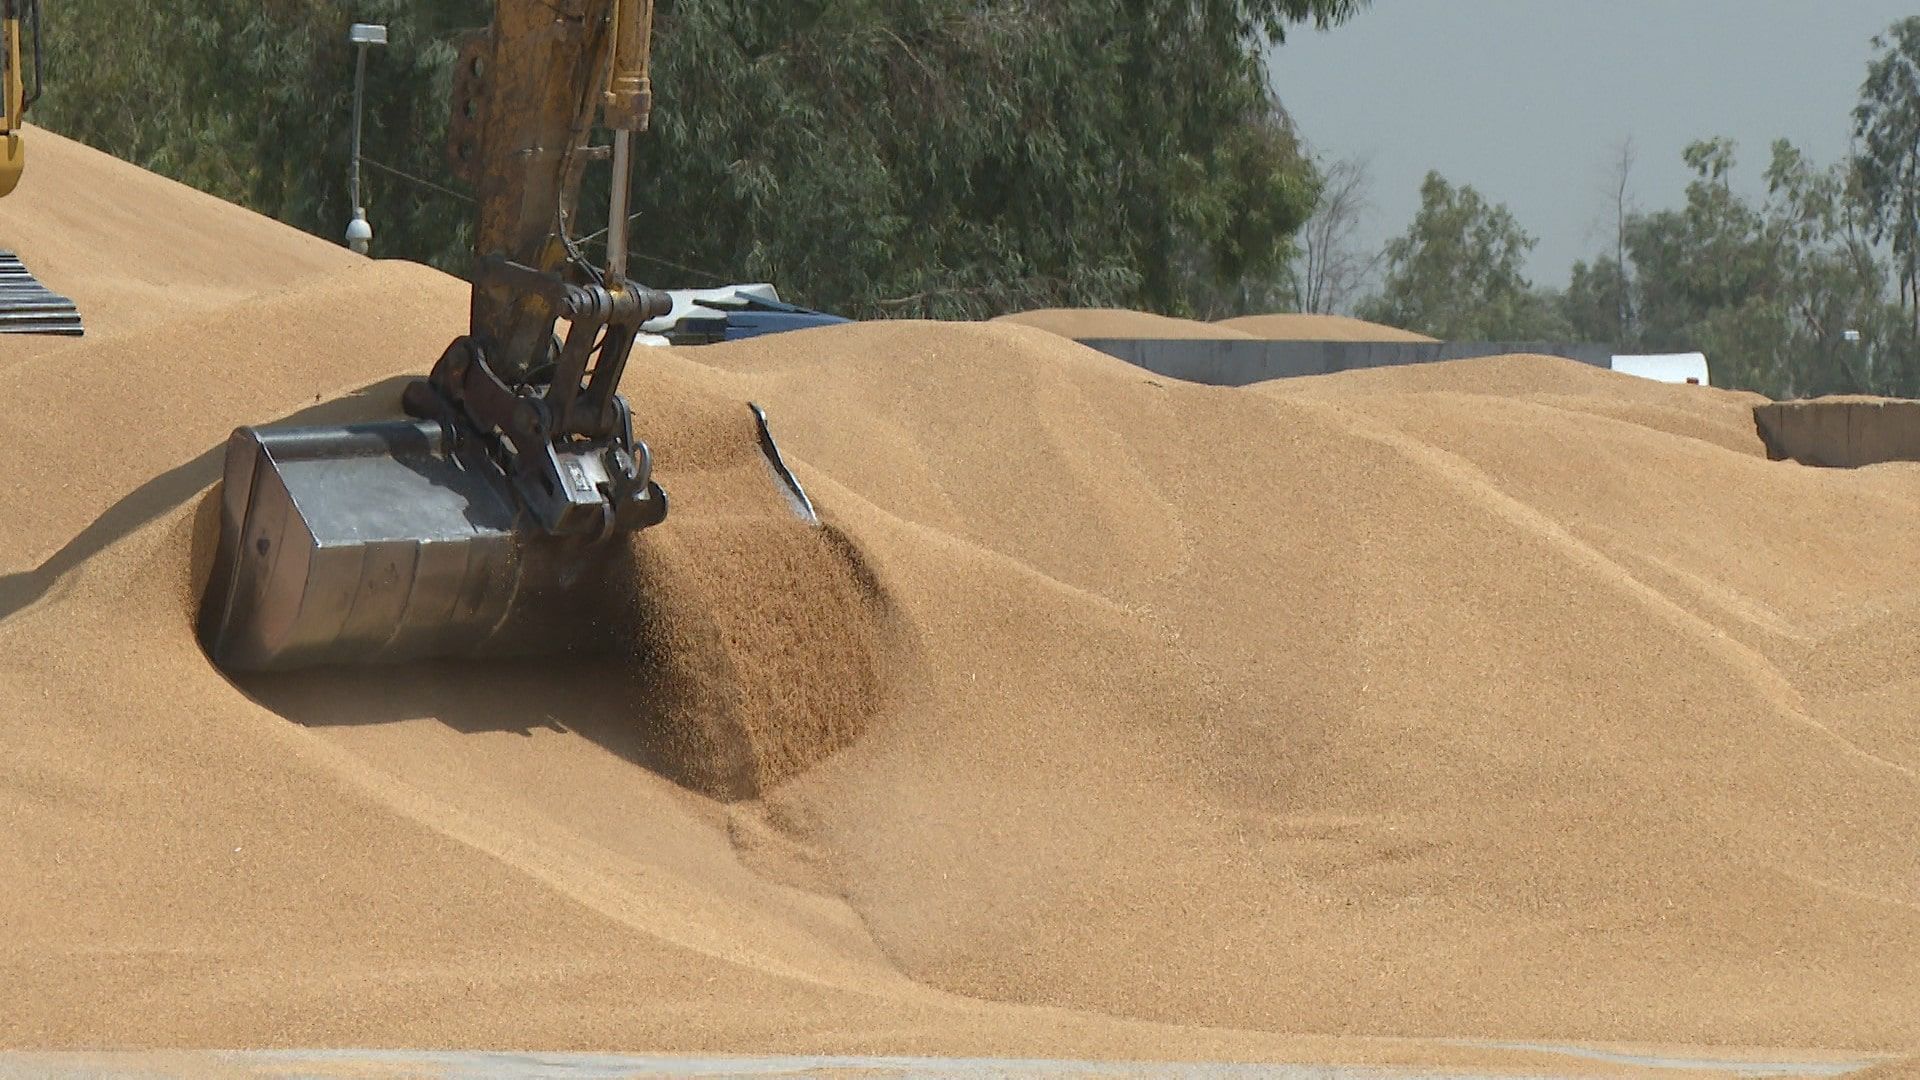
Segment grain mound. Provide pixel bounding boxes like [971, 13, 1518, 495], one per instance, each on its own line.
[0, 126, 361, 359]
[619, 520, 896, 798]
[993, 306, 1256, 339]
[607, 397, 903, 799]
[2, 125, 1919, 1067]
[1217, 311, 1438, 341]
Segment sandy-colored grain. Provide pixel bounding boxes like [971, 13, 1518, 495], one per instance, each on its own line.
[0, 124, 362, 363]
[1217, 311, 1439, 341]
[994, 307, 1257, 339]
[1852, 1058, 1920, 1080]
[0, 127, 1914, 1071]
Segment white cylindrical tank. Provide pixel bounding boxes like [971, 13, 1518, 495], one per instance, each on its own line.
[1612, 352, 1710, 386]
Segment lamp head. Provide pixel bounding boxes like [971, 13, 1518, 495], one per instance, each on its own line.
[345, 208, 374, 254]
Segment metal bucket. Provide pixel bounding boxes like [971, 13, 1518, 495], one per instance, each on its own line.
[198, 419, 624, 672]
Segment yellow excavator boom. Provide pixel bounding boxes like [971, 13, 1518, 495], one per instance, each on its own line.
[0, 0, 30, 196]
[0, 0, 78, 337]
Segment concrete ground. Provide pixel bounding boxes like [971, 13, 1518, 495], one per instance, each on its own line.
[0, 1046, 1885, 1080]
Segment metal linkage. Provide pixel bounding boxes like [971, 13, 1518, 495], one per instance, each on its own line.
[402, 256, 673, 541]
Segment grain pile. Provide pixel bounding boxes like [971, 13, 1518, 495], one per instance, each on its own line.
[603, 394, 903, 799]
[2, 128, 1918, 1068]
[994, 306, 1256, 338]
[1217, 311, 1438, 341]
[998, 308, 1438, 341]
[0, 126, 362, 364]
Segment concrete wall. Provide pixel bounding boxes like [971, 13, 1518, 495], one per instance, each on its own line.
[1753, 399, 1920, 468]
[1072, 339, 1613, 387]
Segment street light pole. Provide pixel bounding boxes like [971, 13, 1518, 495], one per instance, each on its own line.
[345, 22, 388, 255]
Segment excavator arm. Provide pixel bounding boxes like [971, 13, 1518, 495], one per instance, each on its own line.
[200, 0, 692, 671]
[404, 0, 670, 541]
[448, 0, 655, 370]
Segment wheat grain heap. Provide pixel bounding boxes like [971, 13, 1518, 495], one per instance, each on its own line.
[1, 130, 1916, 1067]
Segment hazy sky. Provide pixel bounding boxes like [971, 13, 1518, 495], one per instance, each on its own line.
[1266, 1, 1915, 288]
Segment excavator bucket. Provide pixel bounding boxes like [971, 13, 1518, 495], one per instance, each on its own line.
[197, 419, 615, 672]
[198, 404, 815, 673]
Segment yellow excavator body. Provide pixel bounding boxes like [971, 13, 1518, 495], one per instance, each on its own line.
[0, 0, 80, 335]
[0, 133, 20, 199]
[1, 6, 24, 197]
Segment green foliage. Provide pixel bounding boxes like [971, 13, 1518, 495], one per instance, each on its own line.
[1587, 138, 1916, 398]
[1350, 135, 1916, 397]
[1334, 16, 1920, 398]
[1558, 17, 1920, 398]
[604, 0, 1343, 316]
[1763, 140, 1912, 394]
[38, 0, 489, 274]
[1854, 16, 1920, 327]
[1619, 138, 1793, 390]
[1357, 171, 1567, 340]
[34, 0, 1361, 316]
[30, 3, 255, 200]
[1560, 256, 1631, 344]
